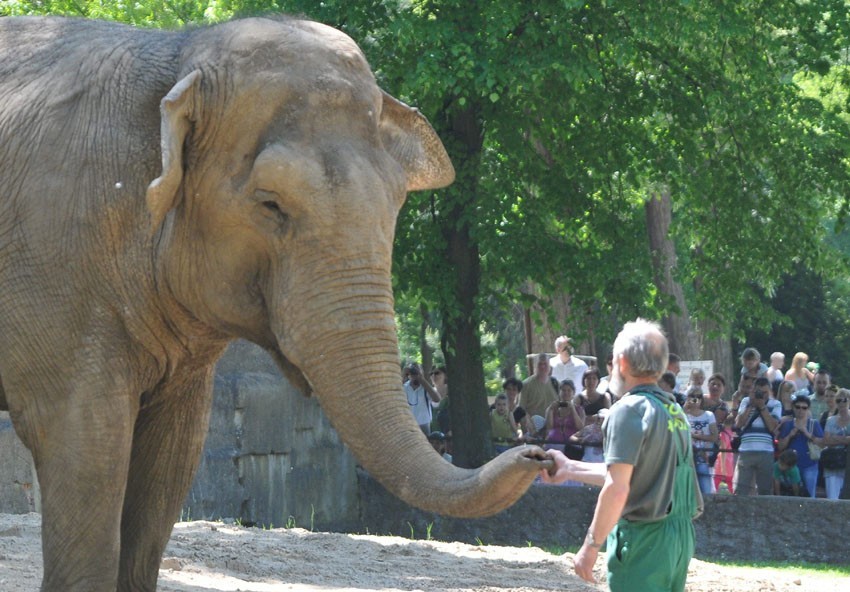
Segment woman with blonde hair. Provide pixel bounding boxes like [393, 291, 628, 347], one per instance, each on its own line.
[776, 380, 799, 426]
[784, 352, 814, 390]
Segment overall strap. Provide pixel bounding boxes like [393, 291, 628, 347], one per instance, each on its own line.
[636, 389, 700, 520]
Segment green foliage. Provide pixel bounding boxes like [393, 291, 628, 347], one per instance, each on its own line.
[0, 0, 229, 26]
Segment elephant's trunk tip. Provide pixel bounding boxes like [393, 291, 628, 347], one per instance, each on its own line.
[425, 445, 553, 519]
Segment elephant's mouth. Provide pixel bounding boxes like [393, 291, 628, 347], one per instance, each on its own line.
[265, 343, 313, 397]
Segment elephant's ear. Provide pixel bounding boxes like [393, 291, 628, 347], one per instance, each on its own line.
[146, 70, 201, 233]
[379, 91, 455, 192]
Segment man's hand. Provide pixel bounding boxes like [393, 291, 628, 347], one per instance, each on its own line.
[539, 449, 571, 484]
[573, 543, 599, 583]
[540, 449, 608, 487]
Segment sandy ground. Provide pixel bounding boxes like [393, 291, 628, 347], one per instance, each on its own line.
[0, 513, 843, 591]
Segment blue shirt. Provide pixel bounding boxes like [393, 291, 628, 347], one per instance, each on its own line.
[778, 419, 824, 469]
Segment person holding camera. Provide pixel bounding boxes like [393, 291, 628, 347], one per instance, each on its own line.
[733, 376, 781, 495]
[403, 363, 441, 435]
[683, 388, 718, 495]
[544, 379, 585, 453]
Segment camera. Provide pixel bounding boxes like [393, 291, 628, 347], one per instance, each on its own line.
[754, 392, 764, 400]
[558, 402, 570, 408]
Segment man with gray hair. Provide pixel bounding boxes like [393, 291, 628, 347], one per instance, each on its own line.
[541, 319, 703, 592]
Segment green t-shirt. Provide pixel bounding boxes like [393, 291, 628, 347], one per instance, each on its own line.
[773, 463, 802, 485]
[603, 384, 703, 522]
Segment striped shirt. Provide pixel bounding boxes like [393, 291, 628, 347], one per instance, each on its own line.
[737, 398, 781, 452]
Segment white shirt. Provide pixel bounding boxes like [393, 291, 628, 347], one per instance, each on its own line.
[550, 355, 588, 388]
[686, 410, 717, 450]
[404, 381, 437, 426]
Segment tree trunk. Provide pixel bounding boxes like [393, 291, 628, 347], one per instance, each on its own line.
[645, 188, 699, 359]
[437, 103, 493, 468]
[419, 303, 435, 374]
[697, 318, 734, 389]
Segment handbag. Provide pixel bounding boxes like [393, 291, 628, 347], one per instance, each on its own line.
[821, 446, 848, 470]
[731, 435, 742, 451]
[805, 421, 822, 461]
[732, 406, 763, 451]
[807, 440, 823, 461]
[706, 442, 720, 466]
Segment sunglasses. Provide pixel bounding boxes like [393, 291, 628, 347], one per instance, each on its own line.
[794, 405, 809, 410]
[837, 398, 848, 404]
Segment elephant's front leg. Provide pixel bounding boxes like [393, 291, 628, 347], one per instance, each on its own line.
[118, 368, 215, 592]
[19, 373, 137, 591]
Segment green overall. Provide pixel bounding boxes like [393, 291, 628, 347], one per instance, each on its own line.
[606, 391, 698, 592]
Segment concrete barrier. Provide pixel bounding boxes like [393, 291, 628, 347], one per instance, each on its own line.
[4, 343, 849, 566]
[0, 340, 360, 533]
[354, 469, 850, 564]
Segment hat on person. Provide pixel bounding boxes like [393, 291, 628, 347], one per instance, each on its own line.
[791, 389, 811, 402]
[792, 393, 812, 406]
[428, 431, 446, 441]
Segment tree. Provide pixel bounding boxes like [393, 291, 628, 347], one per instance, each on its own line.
[9, 0, 850, 467]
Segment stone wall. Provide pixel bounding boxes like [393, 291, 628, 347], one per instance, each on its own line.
[4, 346, 850, 566]
[0, 413, 39, 514]
[184, 340, 360, 531]
[0, 340, 360, 532]
[354, 470, 850, 565]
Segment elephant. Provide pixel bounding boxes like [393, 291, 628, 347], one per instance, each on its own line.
[0, 15, 549, 591]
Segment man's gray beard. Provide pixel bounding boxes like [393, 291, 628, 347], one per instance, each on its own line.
[609, 365, 627, 398]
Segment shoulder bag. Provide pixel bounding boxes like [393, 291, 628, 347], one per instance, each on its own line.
[821, 446, 847, 470]
[806, 420, 823, 461]
[731, 407, 762, 451]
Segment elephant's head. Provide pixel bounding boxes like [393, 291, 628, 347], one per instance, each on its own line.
[146, 16, 547, 517]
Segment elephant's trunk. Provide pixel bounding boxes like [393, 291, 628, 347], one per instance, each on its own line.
[283, 302, 550, 518]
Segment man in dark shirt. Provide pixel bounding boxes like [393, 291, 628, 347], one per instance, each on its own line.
[541, 319, 703, 592]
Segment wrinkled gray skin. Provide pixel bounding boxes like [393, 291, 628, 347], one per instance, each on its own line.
[0, 16, 549, 591]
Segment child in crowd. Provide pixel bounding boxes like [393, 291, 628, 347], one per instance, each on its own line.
[773, 449, 803, 496]
[428, 431, 452, 463]
[712, 403, 735, 494]
[490, 393, 518, 454]
[686, 368, 706, 393]
[741, 347, 769, 378]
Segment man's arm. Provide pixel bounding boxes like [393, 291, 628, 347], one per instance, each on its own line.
[574, 463, 633, 584]
[421, 378, 441, 403]
[758, 404, 779, 433]
[734, 402, 752, 429]
[539, 449, 607, 487]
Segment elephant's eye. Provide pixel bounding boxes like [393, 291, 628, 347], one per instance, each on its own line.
[256, 190, 290, 228]
[262, 200, 287, 219]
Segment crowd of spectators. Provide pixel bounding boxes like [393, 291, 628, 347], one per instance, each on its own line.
[404, 340, 850, 499]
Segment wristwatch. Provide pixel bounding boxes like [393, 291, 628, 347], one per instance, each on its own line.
[585, 530, 603, 549]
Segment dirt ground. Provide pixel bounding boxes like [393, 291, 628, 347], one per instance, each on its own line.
[0, 513, 842, 591]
